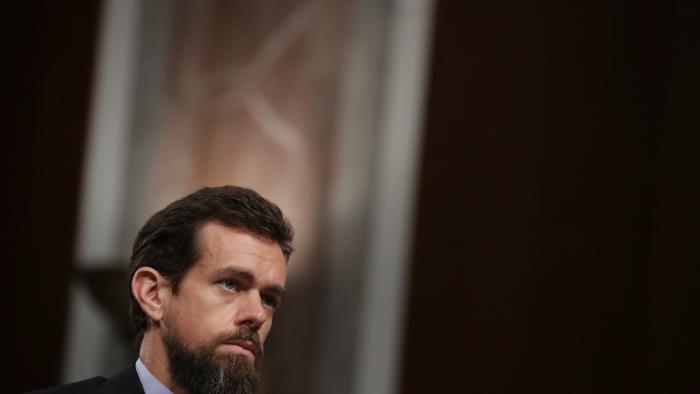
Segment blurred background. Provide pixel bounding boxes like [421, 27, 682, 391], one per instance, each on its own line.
[6, 0, 699, 393]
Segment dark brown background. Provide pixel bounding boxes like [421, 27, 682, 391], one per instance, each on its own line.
[401, 1, 698, 393]
[7, 1, 698, 393]
[6, 2, 100, 393]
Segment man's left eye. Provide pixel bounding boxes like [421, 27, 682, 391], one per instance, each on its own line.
[221, 279, 239, 291]
[262, 295, 280, 309]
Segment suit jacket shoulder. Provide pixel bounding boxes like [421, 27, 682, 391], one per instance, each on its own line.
[26, 376, 105, 394]
[26, 367, 145, 394]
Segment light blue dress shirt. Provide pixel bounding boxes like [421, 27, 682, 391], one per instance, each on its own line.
[135, 358, 173, 394]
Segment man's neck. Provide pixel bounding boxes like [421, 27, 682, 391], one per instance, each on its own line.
[139, 331, 186, 394]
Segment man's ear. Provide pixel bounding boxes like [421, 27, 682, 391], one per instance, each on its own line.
[131, 267, 170, 323]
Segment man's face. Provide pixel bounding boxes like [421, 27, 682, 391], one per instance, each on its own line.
[160, 222, 287, 393]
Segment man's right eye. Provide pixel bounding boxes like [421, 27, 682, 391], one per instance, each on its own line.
[221, 279, 240, 291]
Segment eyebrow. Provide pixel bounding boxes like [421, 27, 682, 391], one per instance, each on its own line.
[213, 266, 286, 299]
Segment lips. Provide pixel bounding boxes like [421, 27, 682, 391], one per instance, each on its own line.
[217, 327, 263, 360]
[223, 340, 260, 358]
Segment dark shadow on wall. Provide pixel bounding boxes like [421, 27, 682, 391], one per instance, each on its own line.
[401, 1, 698, 393]
[5, 1, 101, 393]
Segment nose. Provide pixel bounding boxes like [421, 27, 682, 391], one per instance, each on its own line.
[235, 291, 267, 331]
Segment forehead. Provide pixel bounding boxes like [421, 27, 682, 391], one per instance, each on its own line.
[194, 222, 287, 277]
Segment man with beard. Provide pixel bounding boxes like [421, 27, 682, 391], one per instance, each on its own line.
[29, 186, 294, 394]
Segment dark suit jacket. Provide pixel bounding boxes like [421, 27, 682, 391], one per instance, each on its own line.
[26, 367, 145, 394]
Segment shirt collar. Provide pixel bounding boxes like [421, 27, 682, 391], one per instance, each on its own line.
[135, 358, 173, 394]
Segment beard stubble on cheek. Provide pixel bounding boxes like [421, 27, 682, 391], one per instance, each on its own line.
[164, 326, 264, 394]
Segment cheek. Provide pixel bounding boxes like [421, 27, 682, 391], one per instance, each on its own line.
[166, 297, 223, 341]
[166, 307, 201, 337]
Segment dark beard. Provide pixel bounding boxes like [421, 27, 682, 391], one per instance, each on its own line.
[164, 326, 263, 394]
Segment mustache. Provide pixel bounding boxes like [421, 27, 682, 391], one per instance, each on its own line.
[216, 327, 263, 356]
